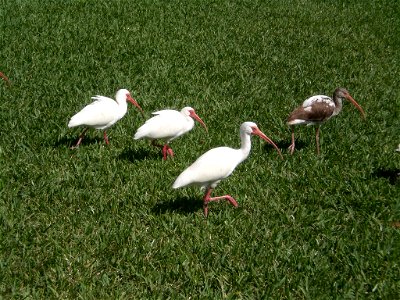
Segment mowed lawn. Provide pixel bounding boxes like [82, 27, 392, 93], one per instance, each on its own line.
[1, 0, 400, 298]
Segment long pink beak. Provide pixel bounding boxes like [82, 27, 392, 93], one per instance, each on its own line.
[252, 126, 283, 160]
[127, 94, 145, 118]
[346, 94, 366, 119]
[189, 110, 208, 133]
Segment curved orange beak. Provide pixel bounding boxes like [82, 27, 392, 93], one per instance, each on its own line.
[127, 94, 145, 118]
[189, 110, 208, 133]
[252, 126, 283, 160]
[345, 93, 366, 119]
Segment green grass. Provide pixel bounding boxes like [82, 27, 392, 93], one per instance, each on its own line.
[1, 0, 400, 298]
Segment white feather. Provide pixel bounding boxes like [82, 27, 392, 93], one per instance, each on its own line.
[173, 147, 242, 189]
[302, 95, 333, 108]
[68, 89, 130, 130]
[134, 107, 195, 141]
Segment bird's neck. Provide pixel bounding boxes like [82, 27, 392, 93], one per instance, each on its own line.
[332, 95, 343, 116]
[185, 116, 195, 130]
[239, 131, 252, 162]
[116, 99, 128, 117]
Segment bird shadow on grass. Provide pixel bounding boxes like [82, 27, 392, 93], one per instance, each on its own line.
[118, 147, 160, 162]
[53, 135, 103, 149]
[372, 168, 400, 185]
[264, 139, 308, 153]
[152, 196, 203, 215]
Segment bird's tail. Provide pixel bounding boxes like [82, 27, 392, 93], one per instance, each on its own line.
[172, 170, 192, 189]
[172, 180, 184, 189]
[68, 115, 81, 128]
[133, 125, 147, 140]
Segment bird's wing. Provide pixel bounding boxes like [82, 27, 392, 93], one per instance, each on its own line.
[91, 95, 114, 103]
[302, 95, 331, 108]
[173, 147, 239, 188]
[68, 97, 118, 128]
[287, 101, 335, 124]
[134, 111, 187, 140]
[151, 109, 179, 116]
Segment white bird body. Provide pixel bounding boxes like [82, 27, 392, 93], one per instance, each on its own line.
[134, 107, 207, 160]
[173, 147, 244, 189]
[68, 95, 128, 130]
[68, 89, 143, 148]
[173, 121, 283, 217]
[134, 109, 195, 141]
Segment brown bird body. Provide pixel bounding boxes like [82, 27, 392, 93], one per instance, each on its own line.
[287, 88, 365, 155]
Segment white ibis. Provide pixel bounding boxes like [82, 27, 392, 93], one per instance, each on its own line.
[287, 87, 365, 155]
[134, 107, 207, 160]
[68, 88, 144, 149]
[172, 121, 283, 217]
[0, 72, 10, 86]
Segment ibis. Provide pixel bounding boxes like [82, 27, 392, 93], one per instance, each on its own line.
[134, 107, 207, 160]
[173, 121, 283, 217]
[68, 89, 143, 149]
[287, 87, 365, 155]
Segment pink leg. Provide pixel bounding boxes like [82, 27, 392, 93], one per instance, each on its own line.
[0, 72, 10, 86]
[162, 144, 174, 160]
[162, 145, 168, 160]
[167, 147, 174, 157]
[103, 131, 109, 145]
[203, 187, 238, 217]
[151, 141, 174, 160]
[315, 126, 320, 155]
[71, 128, 89, 149]
[288, 127, 295, 155]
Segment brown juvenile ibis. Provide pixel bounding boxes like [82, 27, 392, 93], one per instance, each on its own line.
[287, 88, 365, 155]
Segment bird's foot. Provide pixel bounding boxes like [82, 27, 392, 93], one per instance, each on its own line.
[162, 145, 174, 160]
[203, 203, 209, 217]
[225, 196, 238, 207]
[288, 143, 295, 155]
[103, 132, 110, 145]
[208, 195, 239, 206]
[203, 195, 239, 217]
[70, 140, 82, 150]
[167, 148, 174, 157]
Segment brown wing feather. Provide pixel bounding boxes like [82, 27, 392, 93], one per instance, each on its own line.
[287, 102, 334, 124]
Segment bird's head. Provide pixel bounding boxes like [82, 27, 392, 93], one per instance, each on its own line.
[117, 89, 145, 117]
[242, 122, 283, 160]
[183, 107, 208, 132]
[335, 88, 366, 119]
